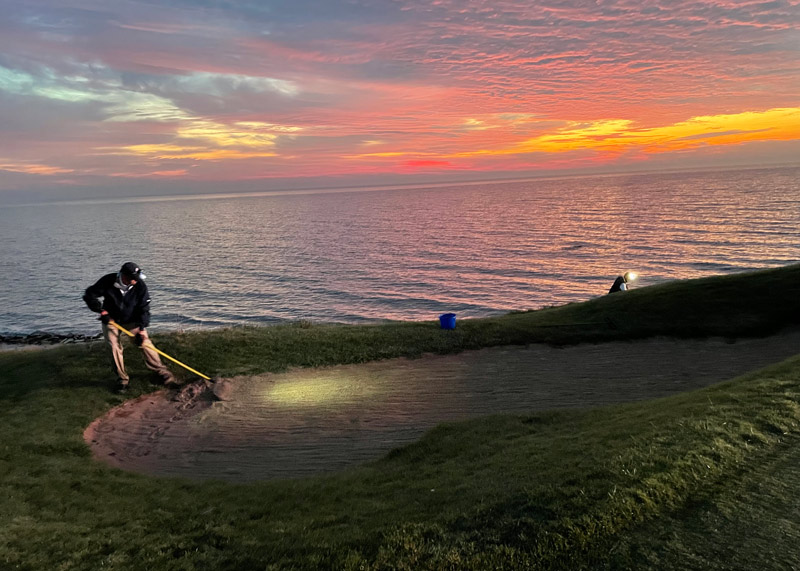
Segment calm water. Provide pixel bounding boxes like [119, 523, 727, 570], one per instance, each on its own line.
[1, 166, 799, 335]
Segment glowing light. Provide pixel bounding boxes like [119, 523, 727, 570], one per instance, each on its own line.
[265, 373, 378, 408]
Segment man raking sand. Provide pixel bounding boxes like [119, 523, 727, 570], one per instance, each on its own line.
[107, 321, 233, 400]
[84, 261, 231, 399]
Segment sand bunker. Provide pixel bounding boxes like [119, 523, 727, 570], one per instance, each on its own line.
[85, 332, 800, 482]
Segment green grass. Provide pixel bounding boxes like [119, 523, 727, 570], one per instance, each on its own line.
[602, 431, 800, 570]
[1, 264, 800, 570]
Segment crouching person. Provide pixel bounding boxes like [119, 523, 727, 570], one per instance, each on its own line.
[608, 271, 637, 294]
[83, 262, 176, 393]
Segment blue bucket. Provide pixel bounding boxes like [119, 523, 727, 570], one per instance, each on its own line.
[439, 313, 456, 330]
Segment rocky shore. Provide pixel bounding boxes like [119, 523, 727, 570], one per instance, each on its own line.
[0, 331, 102, 347]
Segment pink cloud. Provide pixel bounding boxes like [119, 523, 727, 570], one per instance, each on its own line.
[402, 159, 453, 169]
[1, 0, 798, 196]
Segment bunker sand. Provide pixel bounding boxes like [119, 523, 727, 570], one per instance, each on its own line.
[85, 331, 800, 482]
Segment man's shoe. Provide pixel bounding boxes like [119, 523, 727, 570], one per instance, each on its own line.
[116, 382, 130, 394]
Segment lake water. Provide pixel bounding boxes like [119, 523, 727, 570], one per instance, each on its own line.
[1, 166, 799, 336]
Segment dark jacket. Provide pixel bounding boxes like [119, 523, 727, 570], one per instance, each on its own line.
[83, 273, 152, 328]
[608, 275, 626, 294]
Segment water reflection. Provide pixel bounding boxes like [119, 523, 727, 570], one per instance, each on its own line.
[1, 167, 799, 334]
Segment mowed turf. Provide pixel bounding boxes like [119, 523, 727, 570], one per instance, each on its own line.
[1, 264, 799, 570]
[604, 430, 800, 570]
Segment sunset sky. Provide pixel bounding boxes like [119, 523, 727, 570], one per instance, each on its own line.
[1, 0, 799, 200]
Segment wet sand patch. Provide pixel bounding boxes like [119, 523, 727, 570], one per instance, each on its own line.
[85, 332, 800, 483]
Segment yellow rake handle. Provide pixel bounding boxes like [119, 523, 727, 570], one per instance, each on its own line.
[109, 321, 210, 380]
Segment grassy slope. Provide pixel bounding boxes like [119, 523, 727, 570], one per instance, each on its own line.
[602, 432, 800, 570]
[1, 265, 800, 570]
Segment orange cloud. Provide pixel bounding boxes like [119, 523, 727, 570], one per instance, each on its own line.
[0, 163, 74, 175]
[110, 169, 188, 178]
[152, 169, 188, 177]
[450, 108, 800, 159]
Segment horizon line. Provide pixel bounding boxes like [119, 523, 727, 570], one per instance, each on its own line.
[3, 161, 798, 209]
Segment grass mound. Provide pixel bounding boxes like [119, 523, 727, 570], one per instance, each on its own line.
[361, 357, 800, 569]
[1, 264, 799, 569]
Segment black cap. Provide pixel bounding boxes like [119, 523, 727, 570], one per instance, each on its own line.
[120, 262, 145, 280]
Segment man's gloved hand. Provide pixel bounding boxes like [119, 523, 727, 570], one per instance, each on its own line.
[134, 332, 145, 346]
[99, 311, 111, 324]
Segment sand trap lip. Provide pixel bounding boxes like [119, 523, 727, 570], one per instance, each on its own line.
[84, 332, 800, 483]
[83, 382, 216, 465]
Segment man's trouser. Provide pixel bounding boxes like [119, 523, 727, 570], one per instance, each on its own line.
[102, 322, 172, 384]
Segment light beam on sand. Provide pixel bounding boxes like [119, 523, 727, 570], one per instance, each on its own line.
[265, 373, 378, 408]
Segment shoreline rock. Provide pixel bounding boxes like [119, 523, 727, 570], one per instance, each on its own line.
[0, 331, 103, 346]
